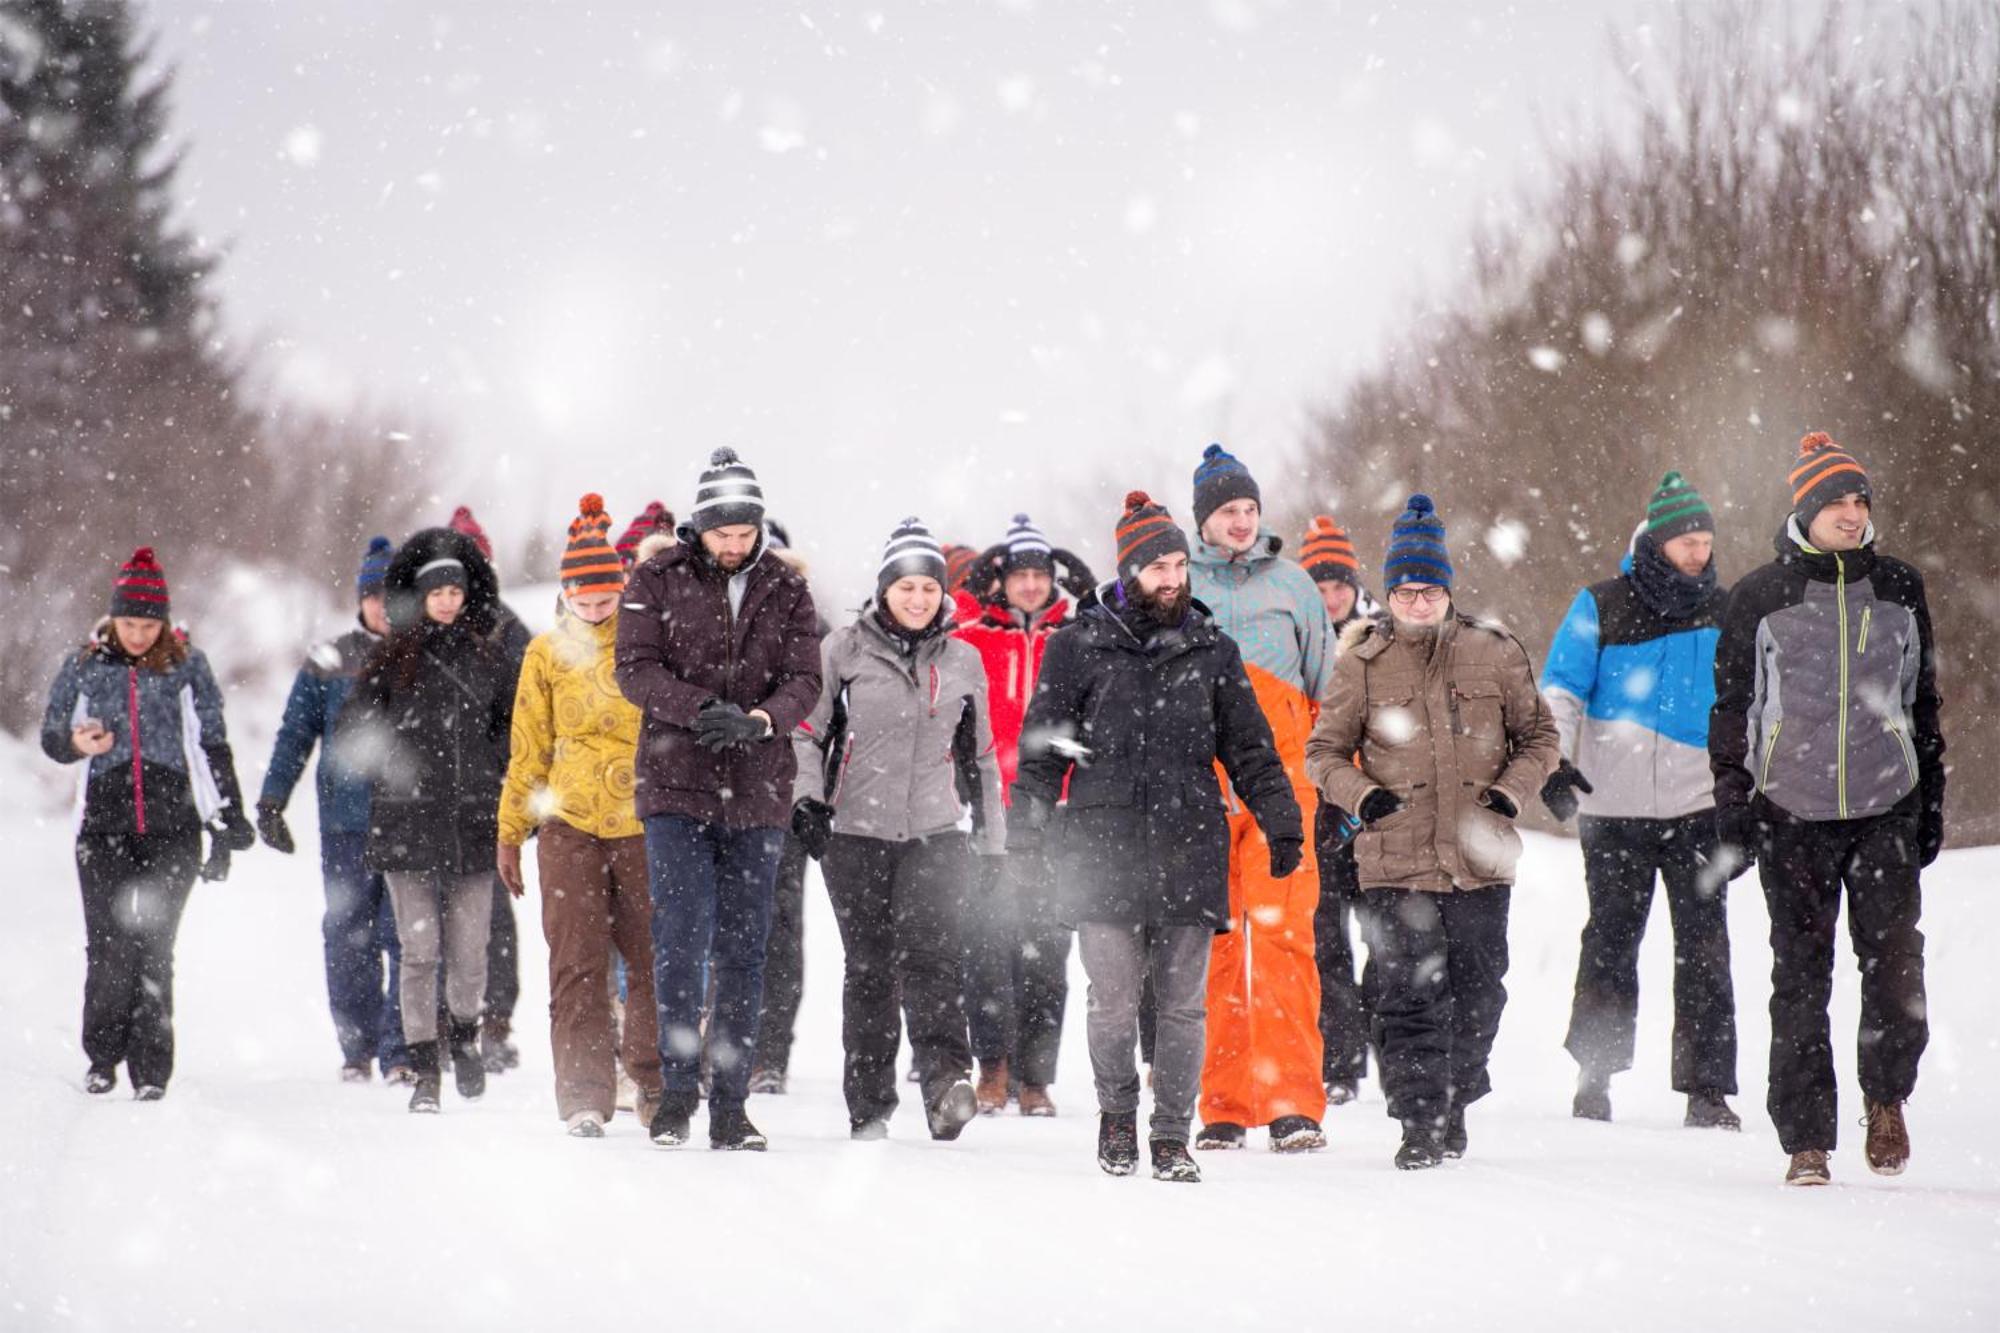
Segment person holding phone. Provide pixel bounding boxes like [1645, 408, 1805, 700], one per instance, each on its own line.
[40, 548, 254, 1100]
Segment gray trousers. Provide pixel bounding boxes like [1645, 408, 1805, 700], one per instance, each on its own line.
[1078, 922, 1212, 1142]
[385, 870, 493, 1044]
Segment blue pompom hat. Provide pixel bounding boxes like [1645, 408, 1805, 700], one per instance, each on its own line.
[356, 536, 395, 599]
[1382, 494, 1453, 591]
[1192, 442, 1260, 529]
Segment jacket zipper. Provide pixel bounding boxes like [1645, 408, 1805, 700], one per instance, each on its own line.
[1856, 605, 1871, 656]
[1759, 720, 1782, 792]
[1835, 554, 1849, 818]
[128, 666, 147, 835]
[1887, 721, 1919, 785]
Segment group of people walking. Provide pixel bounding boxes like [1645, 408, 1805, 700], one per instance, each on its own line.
[42, 429, 1945, 1187]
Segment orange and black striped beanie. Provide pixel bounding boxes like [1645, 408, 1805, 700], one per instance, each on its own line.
[110, 546, 170, 621]
[1115, 490, 1188, 587]
[559, 494, 625, 595]
[942, 543, 979, 593]
[1299, 515, 1361, 588]
[1789, 431, 1871, 532]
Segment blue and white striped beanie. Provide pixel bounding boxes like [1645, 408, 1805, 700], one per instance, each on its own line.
[1001, 512, 1054, 575]
[877, 516, 948, 596]
[1382, 493, 1453, 591]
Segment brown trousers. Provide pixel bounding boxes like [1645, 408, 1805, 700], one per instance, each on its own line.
[537, 821, 663, 1120]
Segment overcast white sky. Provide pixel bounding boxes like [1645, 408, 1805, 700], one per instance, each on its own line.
[147, 0, 1685, 598]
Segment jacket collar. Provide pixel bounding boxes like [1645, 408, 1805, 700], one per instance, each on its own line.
[980, 593, 1070, 634]
[1192, 528, 1283, 571]
[1776, 514, 1878, 583]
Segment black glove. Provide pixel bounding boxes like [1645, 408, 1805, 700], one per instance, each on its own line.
[1918, 806, 1944, 868]
[1714, 805, 1760, 882]
[1049, 548, 1098, 602]
[694, 699, 769, 752]
[1358, 788, 1404, 826]
[216, 809, 257, 853]
[791, 798, 835, 861]
[1268, 836, 1304, 879]
[969, 544, 1009, 604]
[256, 800, 295, 855]
[1539, 761, 1593, 823]
[1481, 788, 1519, 820]
[199, 840, 232, 883]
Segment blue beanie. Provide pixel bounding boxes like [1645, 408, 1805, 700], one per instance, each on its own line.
[1382, 495, 1453, 591]
[1192, 442, 1260, 529]
[356, 536, 394, 598]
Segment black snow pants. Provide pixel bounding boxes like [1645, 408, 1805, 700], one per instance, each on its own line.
[753, 831, 809, 1077]
[1314, 807, 1373, 1089]
[77, 830, 201, 1089]
[1363, 884, 1510, 1133]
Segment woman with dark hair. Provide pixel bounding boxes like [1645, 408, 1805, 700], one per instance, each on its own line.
[336, 527, 514, 1114]
[41, 548, 255, 1100]
[792, 517, 1005, 1142]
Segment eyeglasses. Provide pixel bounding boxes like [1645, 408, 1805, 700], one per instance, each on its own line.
[1388, 585, 1449, 605]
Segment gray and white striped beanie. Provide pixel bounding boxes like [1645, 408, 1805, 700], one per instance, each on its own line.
[877, 516, 948, 595]
[690, 448, 766, 533]
[1002, 512, 1054, 575]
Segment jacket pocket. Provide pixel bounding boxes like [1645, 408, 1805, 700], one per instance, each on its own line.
[1886, 721, 1919, 787]
[1065, 773, 1136, 809]
[1450, 678, 1508, 780]
[1757, 720, 1783, 793]
[1458, 800, 1522, 884]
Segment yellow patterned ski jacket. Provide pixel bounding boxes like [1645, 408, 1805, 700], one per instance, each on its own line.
[499, 608, 642, 844]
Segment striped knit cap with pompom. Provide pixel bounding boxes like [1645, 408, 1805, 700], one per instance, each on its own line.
[1382, 493, 1452, 591]
[1001, 512, 1055, 575]
[560, 493, 625, 595]
[110, 546, 170, 621]
[615, 500, 674, 566]
[876, 516, 949, 597]
[355, 536, 395, 598]
[1299, 515, 1361, 587]
[1191, 442, 1260, 529]
[1644, 471, 1714, 543]
[942, 543, 980, 594]
[1789, 430, 1871, 535]
[690, 447, 766, 533]
[1115, 490, 1189, 588]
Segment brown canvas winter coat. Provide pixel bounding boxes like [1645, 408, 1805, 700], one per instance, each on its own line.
[614, 531, 822, 830]
[1306, 612, 1560, 892]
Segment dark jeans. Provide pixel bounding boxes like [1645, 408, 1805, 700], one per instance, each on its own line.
[752, 832, 809, 1077]
[963, 848, 1071, 1085]
[1759, 800, 1928, 1154]
[485, 877, 519, 1023]
[823, 831, 973, 1124]
[1363, 885, 1511, 1132]
[1564, 813, 1736, 1094]
[77, 830, 200, 1089]
[1314, 837, 1373, 1087]
[642, 814, 784, 1110]
[320, 831, 409, 1071]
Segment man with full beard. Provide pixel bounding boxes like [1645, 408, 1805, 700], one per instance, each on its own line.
[1010, 491, 1301, 1183]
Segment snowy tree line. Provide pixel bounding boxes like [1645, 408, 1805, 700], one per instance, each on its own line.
[1291, 2, 1998, 841]
[0, 0, 437, 734]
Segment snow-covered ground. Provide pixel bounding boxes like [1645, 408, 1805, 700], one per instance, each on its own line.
[2, 737, 1996, 1329]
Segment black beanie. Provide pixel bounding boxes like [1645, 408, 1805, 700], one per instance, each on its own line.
[1192, 442, 1260, 530]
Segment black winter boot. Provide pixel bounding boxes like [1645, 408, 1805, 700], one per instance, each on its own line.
[408, 1041, 442, 1114]
[1097, 1112, 1139, 1176]
[650, 1090, 697, 1148]
[448, 1019, 485, 1100]
[1442, 1105, 1468, 1159]
[708, 1104, 768, 1151]
[1150, 1137, 1201, 1183]
[1195, 1121, 1246, 1150]
[1573, 1069, 1612, 1122]
[1395, 1123, 1444, 1170]
[926, 1079, 978, 1142]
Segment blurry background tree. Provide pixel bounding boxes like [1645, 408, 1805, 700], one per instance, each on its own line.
[1290, 0, 1998, 842]
[0, 0, 434, 732]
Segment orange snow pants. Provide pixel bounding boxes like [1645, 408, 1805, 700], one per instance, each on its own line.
[1200, 667, 1325, 1129]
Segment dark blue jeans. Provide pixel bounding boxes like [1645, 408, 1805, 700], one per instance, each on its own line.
[321, 831, 410, 1071]
[642, 814, 784, 1109]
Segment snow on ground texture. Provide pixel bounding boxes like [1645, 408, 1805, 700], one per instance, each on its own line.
[2, 777, 1996, 1329]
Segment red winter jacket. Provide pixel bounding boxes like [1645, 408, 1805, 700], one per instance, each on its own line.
[951, 592, 1070, 802]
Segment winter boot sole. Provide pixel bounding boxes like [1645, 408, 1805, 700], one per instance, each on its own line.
[1194, 1123, 1247, 1151]
[851, 1119, 891, 1141]
[927, 1081, 978, 1142]
[710, 1134, 769, 1152]
[1271, 1127, 1327, 1153]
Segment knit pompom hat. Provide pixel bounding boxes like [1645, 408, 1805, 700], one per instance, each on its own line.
[1789, 431, 1871, 533]
[448, 505, 494, 561]
[355, 536, 395, 599]
[1192, 442, 1260, 530]
[110, 547, 170, 621]
[1382, 494, 1452, 591]
[1643, 471, 1714, 543]
[615, 501, 674, 566]
[1115, 490, 1190, 588]
[559, 493, 625, 595]
[690, 448, 766, 532]
[1000, 513, 1054, 576]
[877, 516, 949, 597]
[1299, 515, 1361, 587]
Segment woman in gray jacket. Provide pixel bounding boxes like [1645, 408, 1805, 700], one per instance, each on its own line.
[792, 517, 1006, 1142]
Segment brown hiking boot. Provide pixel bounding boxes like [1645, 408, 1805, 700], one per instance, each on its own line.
[975, 1058, 1010, 1115]
[1863, 1100, 1910, 1176]
[1018, 1084, 1057, 1117]
[1784, 1150, 1831, 1187]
